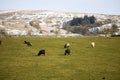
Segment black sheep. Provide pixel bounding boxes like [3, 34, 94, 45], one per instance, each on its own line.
[38, 49, 45, 56]
[24, 41, 32, 46]
[64, 48, 70, 55]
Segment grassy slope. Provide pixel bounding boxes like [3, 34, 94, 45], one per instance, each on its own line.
[0, 37, 120, 80]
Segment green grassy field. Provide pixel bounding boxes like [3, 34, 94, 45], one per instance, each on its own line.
[0, 37, 120, 80]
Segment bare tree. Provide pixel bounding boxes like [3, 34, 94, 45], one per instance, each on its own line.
[27, 29, 32, 36]
[0, 27, 7, 36]
[111, 24, 119, 33]
[55, 28, 60, 37]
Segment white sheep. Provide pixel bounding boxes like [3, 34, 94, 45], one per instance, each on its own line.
[91, 42, 95, 48]
[64, 43, 70, 48]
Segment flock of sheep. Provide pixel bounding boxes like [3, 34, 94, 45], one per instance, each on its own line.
[23, 40, 71, 56]
[24, 40, 95, 56]
[0, 40, 95, 56]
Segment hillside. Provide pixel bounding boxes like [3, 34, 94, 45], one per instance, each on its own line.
[0, 10, 120, 36]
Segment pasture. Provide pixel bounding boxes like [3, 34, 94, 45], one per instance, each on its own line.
[0, 37, 120, 80]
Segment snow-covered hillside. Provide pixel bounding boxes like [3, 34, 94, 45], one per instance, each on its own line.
[0, 10, 120, 36]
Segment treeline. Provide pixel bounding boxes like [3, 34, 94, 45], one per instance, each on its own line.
[63, 15, 98, 35]
[69, 15, 96, 26]
[63, 15, 118, 36]
[63, 15, 113, 35]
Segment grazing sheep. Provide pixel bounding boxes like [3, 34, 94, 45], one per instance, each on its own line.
[38, 49, 45, 56]
[64, 43, 70, 48]
[24, 41, 32, 46]
[91, 42, 95, 48]
[64, 48, 70, 55]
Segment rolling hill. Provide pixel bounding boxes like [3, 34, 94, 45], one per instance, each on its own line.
[0, 10, 120, 36]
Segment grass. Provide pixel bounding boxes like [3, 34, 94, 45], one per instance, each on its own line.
[0, 37, 120, 80]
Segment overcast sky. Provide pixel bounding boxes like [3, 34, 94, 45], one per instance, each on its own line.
[0, 0, 120, 15]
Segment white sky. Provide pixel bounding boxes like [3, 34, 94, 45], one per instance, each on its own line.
[0, 0, 120, 15]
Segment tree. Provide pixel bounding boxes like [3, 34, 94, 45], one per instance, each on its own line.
[29, 20, 40, 29]
[70, 18, 82, 26]
[89, 15, 96, 24]
[69, 15, 96, 26]
[0, 27, 7, 36]
[111, 24, 118, 33]
[55, 28, 61, 37]
[63, 15, 97, 35]
[27, 29, 32, 36]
